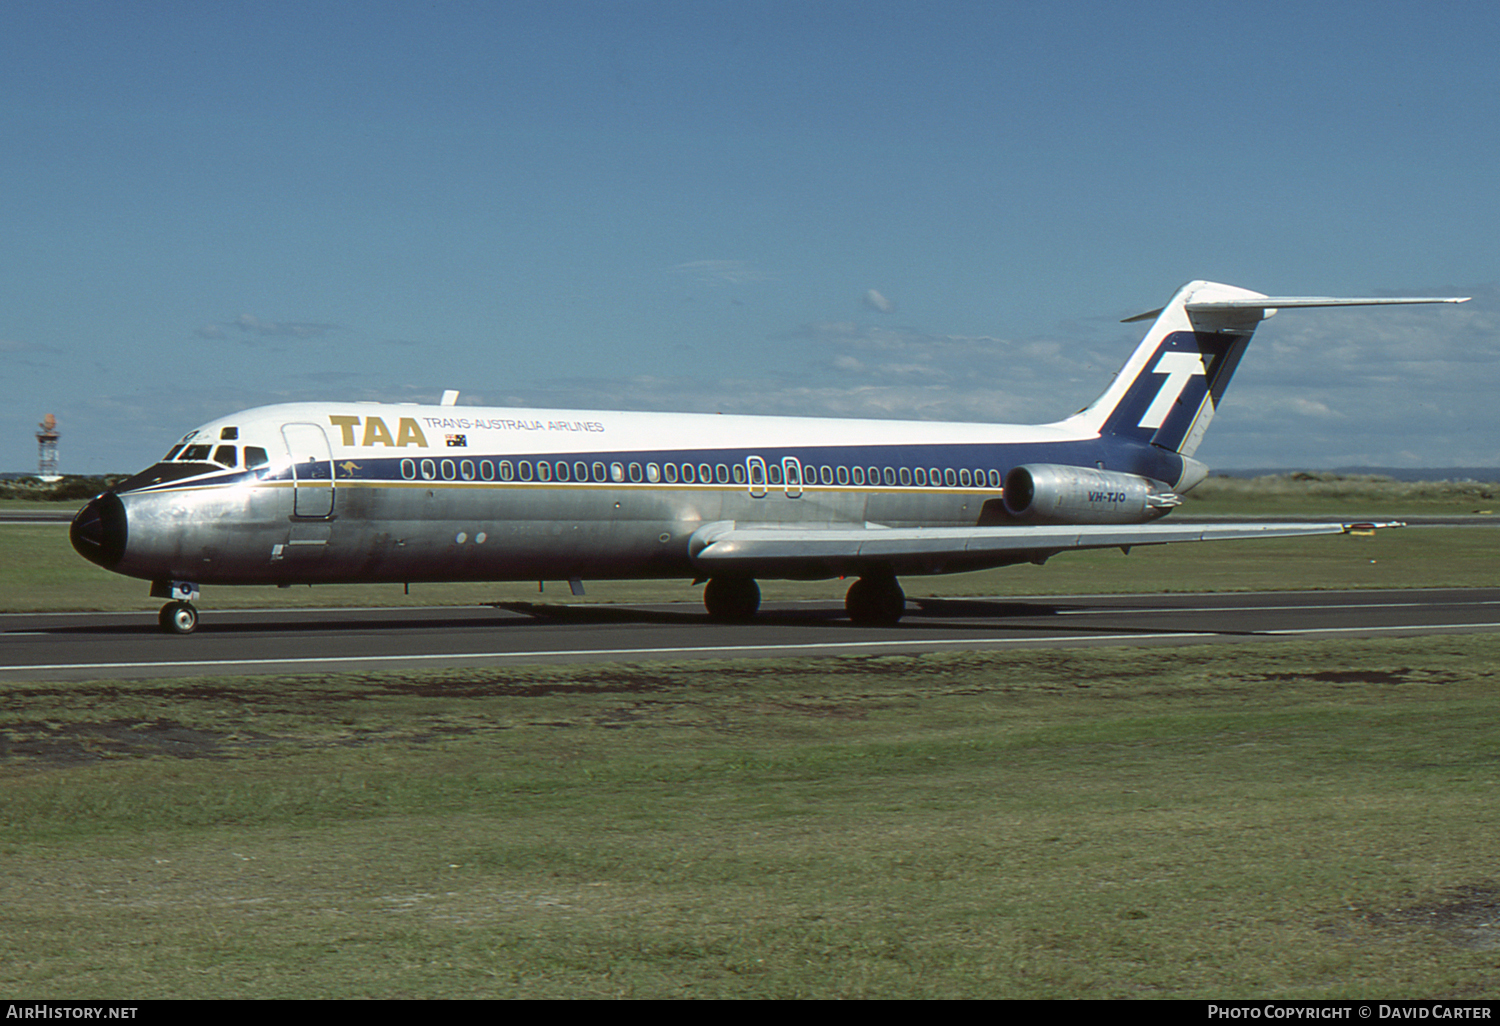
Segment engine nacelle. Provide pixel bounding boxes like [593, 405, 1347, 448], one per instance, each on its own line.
[1002, 464, 1181, 524]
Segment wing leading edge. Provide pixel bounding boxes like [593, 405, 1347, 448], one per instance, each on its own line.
[689, 520, 1402, 579]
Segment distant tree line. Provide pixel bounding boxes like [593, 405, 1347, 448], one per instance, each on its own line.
[0, 475, 126, 502]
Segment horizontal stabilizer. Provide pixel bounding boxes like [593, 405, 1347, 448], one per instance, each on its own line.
[1123, 294, 1468, 323]
[1186, 295, 1469, 317]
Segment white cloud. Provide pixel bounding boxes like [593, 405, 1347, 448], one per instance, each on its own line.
[232, 314, 341, 339]
[195, 315, 342, 342]
[669, 260, 775, 285]
[1199, 285, 1500, 465]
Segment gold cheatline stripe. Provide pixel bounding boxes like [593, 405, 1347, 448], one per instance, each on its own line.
[143, 477, 1001, 497]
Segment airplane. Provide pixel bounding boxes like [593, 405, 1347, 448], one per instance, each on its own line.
[69, 280, 1469, 634]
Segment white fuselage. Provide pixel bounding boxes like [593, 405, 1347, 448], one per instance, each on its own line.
[81, 400, 1167, 587]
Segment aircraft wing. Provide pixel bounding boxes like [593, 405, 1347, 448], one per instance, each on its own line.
[689, 520, 1401, 579]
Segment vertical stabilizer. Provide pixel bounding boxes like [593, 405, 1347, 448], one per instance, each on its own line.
[1061, 281, 1265, 457]
[1058, 282, 1467, 459]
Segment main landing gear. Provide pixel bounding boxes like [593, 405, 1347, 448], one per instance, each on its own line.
[701, 574, 907, 626]
[703, 576, 761, 622]
[844, 575, 906, 626]
[151, 580, 201, 635]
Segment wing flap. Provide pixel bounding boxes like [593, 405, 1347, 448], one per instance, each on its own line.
[690, 520, 1402, 578]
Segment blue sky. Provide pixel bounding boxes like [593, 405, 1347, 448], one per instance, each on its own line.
[3, 0, 1496, 473]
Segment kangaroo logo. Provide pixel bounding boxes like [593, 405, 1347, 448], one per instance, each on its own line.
[1137, 350, 1208, 430]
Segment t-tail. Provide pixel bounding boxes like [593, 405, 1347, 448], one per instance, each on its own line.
[1060, 280, 1469, 470]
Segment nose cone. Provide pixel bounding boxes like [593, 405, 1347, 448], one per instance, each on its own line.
[71, 493, 128, 569]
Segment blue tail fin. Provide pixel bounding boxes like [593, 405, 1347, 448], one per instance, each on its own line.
[1060, 281, 1468, 459]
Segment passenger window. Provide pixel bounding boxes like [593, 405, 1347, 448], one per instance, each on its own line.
[213, 445, 238, 467]
[681, 463, 695, 484]
[537, 461, 551, 482]
[768, 464, 783, 485]
[245, 447, 269, 470]
[698, 463, 713, 484]
[664, 463, 678, 483]
[944, 468, 957, 487]
[837, 466, 849, 486]
[553, 461, 568, 481]
[499, 460, 514, 481]
[733, 463, 747, 485]
[851, 467, 865, 486]
[629, 462, 643, 483]
[914, 467, 926, 486]
[646, 463, 660, 482]
[716, 464, 729, 484]
[519, 461, 533, 481]
[960, 468, 972, 487]
[592, 462, 607, 482]
[883, 467, 896, 486]
[574, 461, 588, 482]
[611, 462, 625, 482]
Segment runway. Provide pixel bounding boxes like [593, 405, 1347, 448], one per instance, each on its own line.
[3, 587, 1499, 681]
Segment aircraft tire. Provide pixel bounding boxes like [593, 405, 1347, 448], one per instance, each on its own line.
[845, 576, 905, 626]
[704, 576, 761, 621]
[159, 601, 199, 635]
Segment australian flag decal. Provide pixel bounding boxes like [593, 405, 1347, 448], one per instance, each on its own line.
[446, 434, 467, 447]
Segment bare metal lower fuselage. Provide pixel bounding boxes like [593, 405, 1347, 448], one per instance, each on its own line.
[99, 473, 1002, 588]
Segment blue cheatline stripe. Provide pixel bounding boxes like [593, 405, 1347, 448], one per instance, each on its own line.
[125, 434, 1192, 496]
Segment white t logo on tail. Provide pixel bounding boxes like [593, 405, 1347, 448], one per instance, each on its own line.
[1137, 351, 1208, 429]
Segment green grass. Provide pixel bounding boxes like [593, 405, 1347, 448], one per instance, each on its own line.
[3, 637, 1499, 998]
[7, 476, 1497, 997]
[1184, 473, 1500, 516]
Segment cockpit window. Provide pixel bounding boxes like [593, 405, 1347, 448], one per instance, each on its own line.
[245, 446, 269, 470]
[111, 461, 223, 493]
[181, 444, 212, 461]
[213, 445, 238, 467]
[163, 445, 185, 461]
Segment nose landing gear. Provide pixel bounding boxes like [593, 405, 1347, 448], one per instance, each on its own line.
[151, 581, 201, 635]
[158, 601, 199, 634]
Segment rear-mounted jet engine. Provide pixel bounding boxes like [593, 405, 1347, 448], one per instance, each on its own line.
[1002, 463, 1182, 524]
